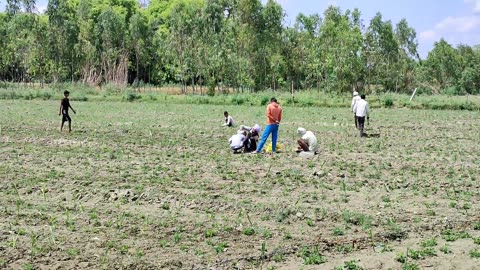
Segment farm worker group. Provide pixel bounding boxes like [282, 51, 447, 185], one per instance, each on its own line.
[225, 92, 370, 154]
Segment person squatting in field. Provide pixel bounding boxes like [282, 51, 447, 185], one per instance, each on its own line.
[229, 130, 246, 153]
[296, 127, 319, 154]
[223, 111, 235, 127]
[351, 90, 361, 129]
[59, 90, 76, 132]
[255, 97, 282, 153]
[239, 124, 262, 153]
[353, 94, 369, 137]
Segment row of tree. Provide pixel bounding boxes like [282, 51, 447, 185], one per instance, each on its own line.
[1, 0, 479, 94]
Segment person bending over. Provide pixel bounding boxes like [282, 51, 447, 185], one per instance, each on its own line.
[229, 130, 246, 153]
[223, 111, 235, 127]
[296, 127, 319, 154]
[240, 124, 261, 153]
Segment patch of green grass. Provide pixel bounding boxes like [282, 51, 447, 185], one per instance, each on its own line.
[402, 262, 420, 270]
[420, 238, 438, 248]
[470, 248, 480, 258]
[243, 227, 255, 236]
[333, 227, 345, 236]
[440, 244, 452, 254]
[299, 246, 327, 265]
[215, 242, 229, 254]
[441, 229, 470, 242]
[66, 248, 80, 257]
[338, 260, 364, 270]
[474, 237, 480, 245]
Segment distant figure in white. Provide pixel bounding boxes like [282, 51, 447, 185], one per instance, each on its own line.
[351, 91, 361, 129]
[353, 94, 369, 137]
[229, 130, 246, 153]
[223, 111, 235, 127]
[296, 127, 319, 154]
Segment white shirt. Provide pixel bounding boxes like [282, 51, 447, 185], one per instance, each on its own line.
[351, 96, 361, 112]
[302, 131, 319, 152]
[224, 115, 235, 126]
[353, 99, 369, 117]
[229, 134, 245, 149]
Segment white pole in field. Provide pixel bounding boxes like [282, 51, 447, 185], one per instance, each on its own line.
[410, 88, 418, 102]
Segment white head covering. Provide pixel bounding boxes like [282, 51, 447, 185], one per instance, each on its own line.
[252, 124, 261, 133]
[237, 130, 245, 135]
[353, 91, 359, 96]
[297, 127, 306, 136]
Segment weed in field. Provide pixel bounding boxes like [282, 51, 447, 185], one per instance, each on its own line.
[473, 222, 480, 230]
[335, 244, 354, 254]
[420, 238, 438, 248]
[335, 260, 364, 270]
[119, 244, 129, 255]
[306, 218, 314, 227]
[473, 237, 480, 245]
[420, 247, 436, 257]
[376, 243, 394, 253]
[299, 246, 327, 265]
[215, 242, 229, 254]
[407, 249, 422, 260]
[262, 229, 273, 239]
[23, 263, 34, 270]
[66, 248, 80, 257]
[441, 229, 470, 242]
[440, 244, 452, 254]
[205, 228, 217, 238]
[395, 252, 407, 263]
[470, 248, 480, 258]
[173, 233, 182, 244]
[159, 240, 170, 248]
[243, 227, 255, 236]
[342, 210, 372, 229]
[333, 227, 345, 236]
[402, 262, 420, 270]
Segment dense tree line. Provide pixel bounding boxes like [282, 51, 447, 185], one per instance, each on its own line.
[0, 0, 479, 94]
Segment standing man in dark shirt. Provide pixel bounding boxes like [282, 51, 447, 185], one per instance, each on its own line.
[59, 90, 76, 132]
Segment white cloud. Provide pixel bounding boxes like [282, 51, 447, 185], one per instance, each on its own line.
[419, 30, 437, 42]
[328, 0, 338, 6]
[419, 15, 480, 43]
[436, 16, 480, 33]
[465, 0, 480, 13]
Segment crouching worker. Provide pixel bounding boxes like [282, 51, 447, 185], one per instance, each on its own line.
[223, 111, 235, 127]
[240, 124, 262, 153]
[229, 130, 246, 153]
[296, 127, 319, 154]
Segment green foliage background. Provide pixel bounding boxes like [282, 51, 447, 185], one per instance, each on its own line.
[0, 0, 479, 94]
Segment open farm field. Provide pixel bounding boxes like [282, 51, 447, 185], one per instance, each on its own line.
[1, 100, 480, 269]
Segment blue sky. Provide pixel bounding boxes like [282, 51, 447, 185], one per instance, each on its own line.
[1, 0, 479, 58]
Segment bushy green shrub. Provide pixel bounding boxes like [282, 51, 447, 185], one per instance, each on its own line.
[383, 96, 394, 108]
[231, 95, 246, 105]
[124, 92, 141, 102]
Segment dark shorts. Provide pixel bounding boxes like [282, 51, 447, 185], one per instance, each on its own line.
[357, 116, 365, 126]
[62, 114, 72, 122]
